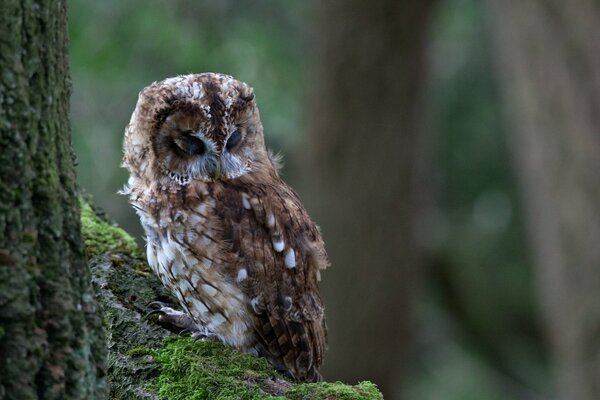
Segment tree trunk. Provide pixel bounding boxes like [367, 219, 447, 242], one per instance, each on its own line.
[0, 1, 106, 399]
[488, 1, 600, 399]
[304, 1, 437, 397]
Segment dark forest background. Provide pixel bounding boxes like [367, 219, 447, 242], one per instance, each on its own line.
[63, 1, 600, 399]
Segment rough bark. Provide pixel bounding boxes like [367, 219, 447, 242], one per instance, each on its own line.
[0, 1, 106, 399]
[305, 1, 437, 398]
[487, 1, 600, 399]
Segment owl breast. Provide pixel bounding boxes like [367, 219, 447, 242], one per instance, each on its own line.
[136, 181, 253, 349]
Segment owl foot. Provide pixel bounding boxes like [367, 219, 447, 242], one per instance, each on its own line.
[146, 301, 216, 341]
[146, 301, 196, 331]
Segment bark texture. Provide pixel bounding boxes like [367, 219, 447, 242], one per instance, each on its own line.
[0, 1, 106, 398]
[305, 1, 437, 397]
[488, 1, 600, 399]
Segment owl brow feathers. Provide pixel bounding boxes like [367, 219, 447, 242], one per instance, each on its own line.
[152, 97, 205, 133]
[152, 89, 255, 139]
[202, 79, 255, 140]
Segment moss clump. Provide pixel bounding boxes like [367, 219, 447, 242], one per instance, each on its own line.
[151, 336, 383, 400]
[151, 336, 282, 400]
[287, 381, 383, 400]
[127, 347, 152, 358]
[80, 199, 140, 257]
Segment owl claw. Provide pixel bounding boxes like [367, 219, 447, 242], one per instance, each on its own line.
[191, 327, 217, 342]
[191, 331, 208, 342]
[145, 302, 196, 332]
[145, 301, 216, 341]
[147, 300, 169, 309]
[145, 308, 166, 318]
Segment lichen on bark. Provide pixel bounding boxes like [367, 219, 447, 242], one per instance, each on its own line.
[0, 1, 106, 398]
[82, 202, 383, 399]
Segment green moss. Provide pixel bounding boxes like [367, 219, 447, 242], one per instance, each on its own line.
[79, 199, 140, 257]
[127, 347, 152, 358]
[150, 336, 383, 400]
[22, 230, 35, 242]
[287, 381, 383, 400]
[108, 283, 125, 295]
[151, 336, 281, 400]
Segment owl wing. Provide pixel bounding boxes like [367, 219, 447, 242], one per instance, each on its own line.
[215, 177, 328, 382]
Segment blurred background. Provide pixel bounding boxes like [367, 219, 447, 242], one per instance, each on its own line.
[69, 1, 600, 399]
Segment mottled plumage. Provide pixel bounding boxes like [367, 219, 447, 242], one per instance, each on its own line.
[121, 73, 328, 382]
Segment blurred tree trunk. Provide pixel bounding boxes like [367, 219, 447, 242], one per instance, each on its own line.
[0, 1, 106, 399]
[304, 1, 437, 397]
[488, 1, 600, 399]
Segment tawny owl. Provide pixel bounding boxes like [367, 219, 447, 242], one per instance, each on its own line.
[121, 73, 328, 382]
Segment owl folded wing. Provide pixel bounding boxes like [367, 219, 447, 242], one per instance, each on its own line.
[215, 178, 329, 382]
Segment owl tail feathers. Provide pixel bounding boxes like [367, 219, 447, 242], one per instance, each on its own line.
[253, 340, 323, 383]
[298, 365, 323, 383]
[273, 359, 323, 383]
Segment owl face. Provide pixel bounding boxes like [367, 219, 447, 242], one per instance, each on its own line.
[124, 73, 271, 185]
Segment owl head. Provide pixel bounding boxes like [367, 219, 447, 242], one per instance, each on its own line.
[123, 73, 274, 186]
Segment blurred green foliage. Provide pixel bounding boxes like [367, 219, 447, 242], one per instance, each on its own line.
[69, 1, 550, 399]
[406, 0, 549, 399]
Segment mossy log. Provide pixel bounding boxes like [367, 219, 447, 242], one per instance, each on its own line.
[81, 201, 383, 400]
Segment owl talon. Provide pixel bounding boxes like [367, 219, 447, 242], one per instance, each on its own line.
[191, 332, 207, 342]
[145, 308, 166, 318]
[146, 303, 196, 332]
[191, 327, 217, 342]
[147, 300, 169, 309]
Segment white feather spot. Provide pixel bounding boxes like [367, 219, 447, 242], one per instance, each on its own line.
[284, 248, 296, 268]
[201, 284, 218, 297]
[156, 250, 170, 271]
[236, 268, 248, 282]
[190, 274, 201, 288]
[179, 279, 194, 294]
[210, 313, 226, 327]
[227, 320, 250, 347]
[242, 194, 251, 210]
[272, 238, 284, 253]
[192, 82, 201, 99]
[170, 261, 184, 277]
[266, 213, 275, 228]
[250, 297, 261, 314]
[146, 245, 157, 269]
[201, 104, 211, 118]
[192, 299, 208, 315]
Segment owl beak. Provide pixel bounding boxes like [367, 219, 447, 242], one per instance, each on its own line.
[210, 163, 222, 180]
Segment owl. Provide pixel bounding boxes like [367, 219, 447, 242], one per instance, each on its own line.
[121, 73, 328, 382]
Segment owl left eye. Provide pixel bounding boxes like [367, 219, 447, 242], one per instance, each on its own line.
[179, 136, 206, 156]
[226, 130, 242, 150]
